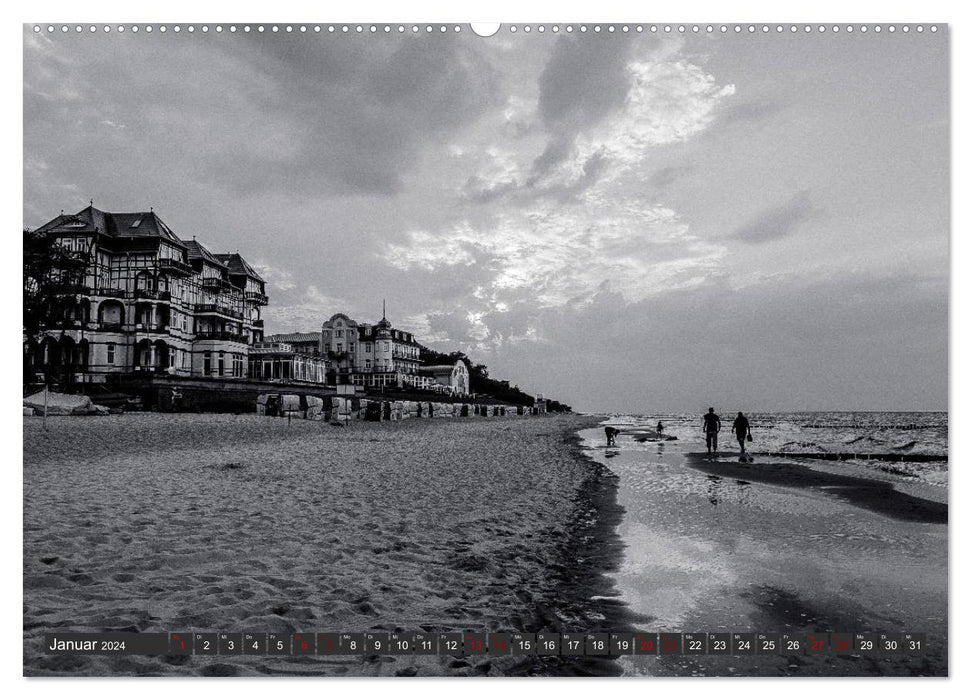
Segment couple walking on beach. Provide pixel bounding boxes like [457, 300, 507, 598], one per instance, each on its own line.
[703, 408, 752, 456]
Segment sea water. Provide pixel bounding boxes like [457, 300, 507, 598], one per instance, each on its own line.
[596, 411, 948, 488]
[578, 411, 949, 675]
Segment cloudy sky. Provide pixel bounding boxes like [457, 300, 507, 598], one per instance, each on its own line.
[23, 25, 948, 412]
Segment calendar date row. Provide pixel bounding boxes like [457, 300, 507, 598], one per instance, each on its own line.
[46, 631, 927, 656]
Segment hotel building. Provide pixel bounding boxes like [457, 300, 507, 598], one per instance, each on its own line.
[26, 205, 267, 386]
[320, 311, 424, 389]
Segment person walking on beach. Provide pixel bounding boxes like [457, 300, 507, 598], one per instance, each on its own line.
[732, 412, 751, 454]
[703, 408, 721, 455]
[656, 420, 664, 438]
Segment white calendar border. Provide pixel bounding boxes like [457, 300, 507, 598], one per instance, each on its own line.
[4, 0, 966, 697]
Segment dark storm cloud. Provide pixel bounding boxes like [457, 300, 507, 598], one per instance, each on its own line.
[729, 190, 816, 243]
[526, 135, 573, 185]
[528, 33, 634, 181]
[23, 32, 502, 202]
[537, 33, 634, 131]
[207, 33, 503, 196]
[465, 145, 610, 205]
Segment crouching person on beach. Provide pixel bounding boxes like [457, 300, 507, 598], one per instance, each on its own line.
[605, 426, 620, 446]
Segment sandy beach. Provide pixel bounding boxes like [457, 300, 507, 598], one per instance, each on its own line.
[23, 412, 948, 677]
[580, 428, 948, 676]
[23, 412, 628, 677]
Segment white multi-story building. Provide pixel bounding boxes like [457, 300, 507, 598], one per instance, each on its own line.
[320, 311, 423, 388]
[26, 205, 267, 386]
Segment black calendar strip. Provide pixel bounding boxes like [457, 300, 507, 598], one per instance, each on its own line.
[44, 631, 927, 656]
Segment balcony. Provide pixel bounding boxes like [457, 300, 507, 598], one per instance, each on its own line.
[195, 331, 249, 343]
[157, 257, 194, 276]
[48, 282, 91, 297]
[201, 277, 227, 290]
[245, 291, 269, 306]
[47, 318, 85, 330]
[195, 303, 242, 320]
[93, 287, 127, 299]
[99, 322, 125, 332]
[134, 323, 169, 333]
[135, 289, 172, 301]
[251, 319, 265, 328]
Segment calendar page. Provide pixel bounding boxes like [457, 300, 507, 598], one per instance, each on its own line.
[22, 18, 949, 681]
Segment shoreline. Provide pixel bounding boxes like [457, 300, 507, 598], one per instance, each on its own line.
[513, 423, 631, 676]
[578, 425, 947, 677]
[24, 412, 626, 677]
[680, 452, 947, 524]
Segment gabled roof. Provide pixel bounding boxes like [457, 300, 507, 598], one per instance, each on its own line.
[105, 210, 185, 246]
[34, 205, 107, 235]
[184, 240, 226, 270]
[33, 206, 185, 248]
[213, 253, 265, 283]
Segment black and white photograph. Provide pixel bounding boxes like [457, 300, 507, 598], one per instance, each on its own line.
[20, 15, 950, 680]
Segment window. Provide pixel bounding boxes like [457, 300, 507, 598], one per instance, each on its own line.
[106, 344, 115, 365]
[169, 350, 176, 368]
[336, 329, 343, 338]
[325, 343, 331, 353]
[349, 344, 355, 353]
[365, 359, 371, 370]
[182, 315, 187, 331]
[366, 343, 372, 353]
[204, 352, 212, 375]
[337, 343, 343, 353]
[182, 350, 188, 369]
[218, 352, 225, 376]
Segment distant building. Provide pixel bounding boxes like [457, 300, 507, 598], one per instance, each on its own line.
[320, 311, 422, 389]
[265, 332, 322, 358]
[248, 341, 327, 384]
[25, 206, 267, 386]
[420, 361, 470, 395]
